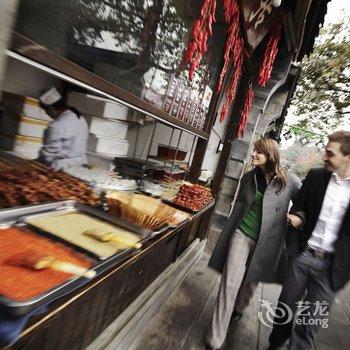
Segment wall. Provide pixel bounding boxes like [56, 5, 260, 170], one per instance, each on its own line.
[2, 57, 60, 97]
[126, 121, 196, 164]
[0, 0, 19, 93]
[201, 98, 230, 175]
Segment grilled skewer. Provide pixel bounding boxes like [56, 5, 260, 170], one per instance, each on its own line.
[6, 251, 96, 278]
[83, 229, 142, 249]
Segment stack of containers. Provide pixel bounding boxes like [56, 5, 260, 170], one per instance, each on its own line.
[0, 91, 51, 159]
[67, 92, 130, 169]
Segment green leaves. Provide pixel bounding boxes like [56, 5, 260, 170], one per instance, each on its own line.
[287, 17, 350, 135]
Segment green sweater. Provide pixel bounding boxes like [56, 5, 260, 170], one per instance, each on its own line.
[239, 190, 263, 240]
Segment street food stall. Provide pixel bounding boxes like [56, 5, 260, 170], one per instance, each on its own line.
[0, 1, 221, 347]
[0, 151, 215, 349]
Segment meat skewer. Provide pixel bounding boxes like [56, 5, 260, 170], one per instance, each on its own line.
[6, 251, 96, 278]
[83, 229, 142, 249]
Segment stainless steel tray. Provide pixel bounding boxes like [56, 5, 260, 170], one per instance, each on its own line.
[20, 203, 153, 259]
[0, 201, 164, 317]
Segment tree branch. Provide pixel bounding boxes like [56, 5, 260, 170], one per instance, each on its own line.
[100, 0, 144, 20]
[324, 81, 350, 94]
[150, 61, 177, 73]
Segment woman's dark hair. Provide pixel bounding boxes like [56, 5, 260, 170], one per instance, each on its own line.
[254, 138, 287, 190]
[39, 97, 81, 118]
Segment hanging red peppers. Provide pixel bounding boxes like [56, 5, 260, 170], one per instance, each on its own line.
[217, 0, 245, 122]
[219, 42, 243, 122]
[216, 0, 241, 94]
[183, 0, 251, 124]
[183, 0, 217, 80]
[258, 23, 282, 87]
[236, 84, 254, 137]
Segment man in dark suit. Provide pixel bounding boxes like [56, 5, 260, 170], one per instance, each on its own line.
[268, 130, 350, 350]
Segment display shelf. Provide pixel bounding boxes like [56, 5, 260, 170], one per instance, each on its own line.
[9, 33, 210, 140]
[147, 155, 189, 166]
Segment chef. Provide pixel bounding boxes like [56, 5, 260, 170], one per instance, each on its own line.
[38, 87, 88, 170]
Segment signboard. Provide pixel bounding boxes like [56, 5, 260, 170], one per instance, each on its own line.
[202, 85, 213, 109]
[239, 0, 282, 49]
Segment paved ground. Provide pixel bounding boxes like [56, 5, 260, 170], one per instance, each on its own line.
[133, 250, 350, 350]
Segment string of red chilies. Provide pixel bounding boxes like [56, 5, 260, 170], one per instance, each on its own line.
[216, 0, 241, 94]
[218, 0, 244, 122]
[183, 0, 281, 130]
[236, 84, 254, 137]
[258, 23, 282, 87]
[183, 0, 217, 80]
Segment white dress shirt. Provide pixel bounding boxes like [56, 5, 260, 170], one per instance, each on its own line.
[308, 173, 350, 252]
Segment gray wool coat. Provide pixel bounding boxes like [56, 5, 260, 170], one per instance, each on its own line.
[208, 169, 301, 284]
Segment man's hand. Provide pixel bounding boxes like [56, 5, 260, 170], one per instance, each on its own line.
[287, 214, 303, 229]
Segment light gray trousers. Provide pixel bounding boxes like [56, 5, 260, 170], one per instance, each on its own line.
[207, 229, 257, 349]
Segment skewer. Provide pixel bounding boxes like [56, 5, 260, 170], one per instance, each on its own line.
[83, 229, 142, 249]
[6, 251, 96, 278]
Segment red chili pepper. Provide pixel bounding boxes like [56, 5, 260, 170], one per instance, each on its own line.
[191, 19, 201, 38]
[208, 15, 213, 36]
[184, 41, 196, 63]
[200, 31, 208, 53]
[220, 104, 228, 122]
[183, 0, 217, 80]
[201, 0, 211, 16]
[197, 31, 204, 46]
[216, 0, 243, 101]
[258, 23, 282, 87]
[237, 85, 254, 137]
[212, 0, 217, 21]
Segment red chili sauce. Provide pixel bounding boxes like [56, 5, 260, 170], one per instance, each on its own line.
[0, 227, 92, 300]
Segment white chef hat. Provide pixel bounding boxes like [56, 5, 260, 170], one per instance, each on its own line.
[39, 87, 62, 106]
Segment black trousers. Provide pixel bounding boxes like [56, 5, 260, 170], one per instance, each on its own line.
[269, 250, 335, 350]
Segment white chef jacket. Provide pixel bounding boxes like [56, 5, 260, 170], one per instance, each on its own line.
[39, 109, 88, 170]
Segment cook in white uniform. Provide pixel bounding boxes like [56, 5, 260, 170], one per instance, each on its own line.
[38, 87, 88, 170]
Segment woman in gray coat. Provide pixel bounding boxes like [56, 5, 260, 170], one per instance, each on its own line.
[206, 138, 301, 350]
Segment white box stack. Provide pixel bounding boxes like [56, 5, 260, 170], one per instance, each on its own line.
[87, 116, 128, 139]
[0, 134, 43, 159]
[2, 91, 52, 121]
[67, 92, 129, 120]
[68, 92, 132, 168]
[88, 135, 129, 156]
[0, 112, 49, 138]
[0, 91, 51, 159]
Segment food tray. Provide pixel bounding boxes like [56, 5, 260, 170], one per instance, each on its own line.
[161, 198, 200, 213]
[0, 201, 157, 317]
[161, 198, 215, 214]
[20, 203, 153, 260]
